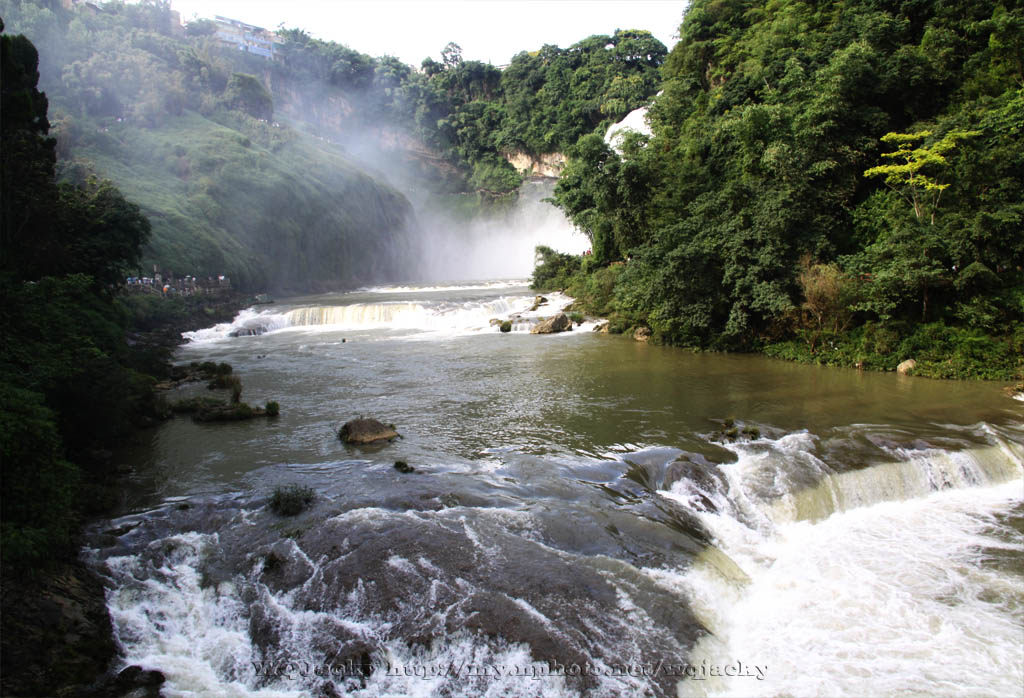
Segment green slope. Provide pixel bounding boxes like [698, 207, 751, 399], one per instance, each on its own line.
[67, 110, 413, 291]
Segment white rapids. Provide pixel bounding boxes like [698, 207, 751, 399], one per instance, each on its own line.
[660, 429, 1024, 697]
[182, 285, 598, 343]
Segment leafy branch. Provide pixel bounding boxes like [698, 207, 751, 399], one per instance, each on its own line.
[863, 129, 980, 224]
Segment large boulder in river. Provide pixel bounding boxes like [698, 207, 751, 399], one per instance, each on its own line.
[528, 295, 548, 312]
[340, 418, 399, 444]
[897, 358, 916, 375]
[634, 326, 652, 342]
[531, 312, 571, 334]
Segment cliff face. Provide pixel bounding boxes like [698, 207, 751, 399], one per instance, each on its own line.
[1, 562, 118, 696]
[272, 80, 356, 135]
[504, 151, 568, 178]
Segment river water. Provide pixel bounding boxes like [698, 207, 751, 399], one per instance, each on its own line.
[86, 281, 1024, 698]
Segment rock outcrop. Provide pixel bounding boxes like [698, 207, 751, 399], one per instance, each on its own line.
[0, 562, 118, 697]
[504, 151, 567, 178]
[531, 313, 572, 334]
[897, 359, 916, 375]
[634, 327, 652, 342]
[340, 418, 399, 444]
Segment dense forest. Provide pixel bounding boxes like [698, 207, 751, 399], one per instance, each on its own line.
[1, 17, 157, 572]
[539, 0, 1023, 380]
[0, 0, 666, 289]
[273, 25, 665, 191]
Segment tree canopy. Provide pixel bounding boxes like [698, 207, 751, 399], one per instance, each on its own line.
[1, 22, 155, 569]
[548, 0, 1023, 378]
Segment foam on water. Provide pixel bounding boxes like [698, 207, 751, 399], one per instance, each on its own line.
[182, 308, 292, 343]
[96, 500, 685, 698]
[104, 532, 305, 698]
[661, 432, 1024, 697]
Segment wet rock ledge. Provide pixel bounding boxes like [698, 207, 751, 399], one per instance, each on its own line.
[1, 562, 117, 697]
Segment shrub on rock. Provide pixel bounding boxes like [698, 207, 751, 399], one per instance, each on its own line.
[269, 485, 314, 516]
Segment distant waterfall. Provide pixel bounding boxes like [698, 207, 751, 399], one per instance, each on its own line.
[181, 287, 582, 342]
[408, 177, 588, 282]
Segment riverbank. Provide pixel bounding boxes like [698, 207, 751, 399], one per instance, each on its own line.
[560, 302, 1021, 382]
[538, 267, 1021, 382]
[118, 290, 254, 351]
[760, 322, 1023, 381]
[0, 291, 256, 698]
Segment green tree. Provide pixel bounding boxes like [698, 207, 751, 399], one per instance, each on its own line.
[1, 25, 156, 573]
[1, 24, 57, 269]
[863, 129, 981, 224]
[223, 72, 273, 120]
[0, 384, 79, 568]
[441, 41, 463, 69]
[798, 257, 856, 347]
[553, 132, 655, 263]
[551, 0, 1022, 363]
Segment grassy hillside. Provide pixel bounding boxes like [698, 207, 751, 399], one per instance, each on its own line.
[62, 109, 413, 290]
[1, 0, 414, 292]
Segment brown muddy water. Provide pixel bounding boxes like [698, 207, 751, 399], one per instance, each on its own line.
[87, 281, 1024, 698]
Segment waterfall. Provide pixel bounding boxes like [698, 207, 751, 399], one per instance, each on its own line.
[408, 177, 588, 282]
[181, 287, 582, 342]
[660, 427, 1024, 697]
[286, 303, 427, 328]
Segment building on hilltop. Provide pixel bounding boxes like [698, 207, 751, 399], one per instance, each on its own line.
[213, 16, 282, 60]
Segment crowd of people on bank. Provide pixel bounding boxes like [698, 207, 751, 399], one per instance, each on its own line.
[124, 273, 230, 296]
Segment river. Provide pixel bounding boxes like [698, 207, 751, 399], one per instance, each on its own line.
[85, 281, 1024, 698]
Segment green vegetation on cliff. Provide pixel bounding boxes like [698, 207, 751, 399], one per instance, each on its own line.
[545, 0, 1024, 379]
[2, 0, 415, 291]
[270, 28, 667, 193]
[2, 0, 668, 287]
[1, 21, 156, 569]
[62, 110, 412, 290]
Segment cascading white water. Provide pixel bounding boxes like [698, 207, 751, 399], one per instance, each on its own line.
[660, 430, 1024, 698]
[103, 531, 290, 698]
[605, 104, 653, 154]
[182, 286, 588, 343]
[286, 302, 428, 328]
[105, 278, 1024, 697]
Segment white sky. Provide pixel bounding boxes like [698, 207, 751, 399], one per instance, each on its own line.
[170, 0, 686, 67]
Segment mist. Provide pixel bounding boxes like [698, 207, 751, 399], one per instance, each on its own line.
[408, 179, 589, 282]
[277, 76, 589, 284]
[0, 1, 601, 292]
